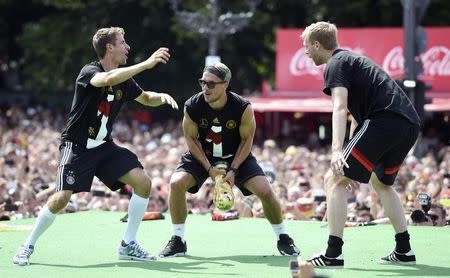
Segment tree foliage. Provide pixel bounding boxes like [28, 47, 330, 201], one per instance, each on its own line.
[0, 0, 448, 103]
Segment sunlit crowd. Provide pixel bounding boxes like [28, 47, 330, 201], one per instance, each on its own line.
[1, 105, 449, 227]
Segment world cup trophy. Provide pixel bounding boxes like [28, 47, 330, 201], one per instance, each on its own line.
[212, 161, 234, 211]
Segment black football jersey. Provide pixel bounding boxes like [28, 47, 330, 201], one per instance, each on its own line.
[61, 61, 143, 148]
[323, 49, 420, 126]
[185, 91, 250, 160]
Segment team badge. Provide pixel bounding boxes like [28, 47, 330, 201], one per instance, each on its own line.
[115, 89, 123, 100]
[199, 118, 208, 128]
[66, 175, 75, 185]
[213, 117, 220, 124]
[226, 120, 236, 129]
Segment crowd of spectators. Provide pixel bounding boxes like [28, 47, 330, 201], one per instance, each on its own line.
[1, 104, 449, 227]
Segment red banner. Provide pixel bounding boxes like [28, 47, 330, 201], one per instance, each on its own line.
[276, 28, 450, 95]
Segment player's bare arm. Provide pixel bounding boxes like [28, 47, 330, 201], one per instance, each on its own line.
[225, 105, 255, 184]
[135, 91, 179, 109]
[90, 47, 170, 87]
[331, 87, 349, 175]
[182, 108, 225, 179]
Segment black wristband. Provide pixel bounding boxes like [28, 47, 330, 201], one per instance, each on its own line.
[229, 167, 238, 175]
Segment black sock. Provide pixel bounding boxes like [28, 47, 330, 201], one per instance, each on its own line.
[325, 235, 343, 258]
[395, 231, 411, 253]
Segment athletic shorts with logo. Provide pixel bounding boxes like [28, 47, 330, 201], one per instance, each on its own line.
[343, 112, 420, 185]
[56, 140, 143, 193]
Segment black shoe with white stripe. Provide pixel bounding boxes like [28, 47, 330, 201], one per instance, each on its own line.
[277, 234, 300, 256]
[381, 250, 416, 265]
[308, 253, 344, 269]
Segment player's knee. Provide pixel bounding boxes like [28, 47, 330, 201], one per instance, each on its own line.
[140, 176, 152, 197]
[169, 179, 188, 193]
[324, 170, 335, 189]
[255, 186, 275, 202]
[48, 191, 72, 213]
[324, 170, 347, 193]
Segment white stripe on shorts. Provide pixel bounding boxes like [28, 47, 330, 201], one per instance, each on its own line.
[343, 119, 370, 160]
[56, 141, 72, 191]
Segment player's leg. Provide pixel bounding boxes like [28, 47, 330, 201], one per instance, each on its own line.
[373, 118, 419, 265]
[371, 173, 415, 264]
[323, 169, 351, 253]
[116, 167, 157, 261]
[168, 171, 197, 225]
[158, 171, 196, 258]
[118, 168, 151, 242]
[95, 141, 154, 261]
[240, 156, 299, 256]
[244, 176, 283, 224]
[309, 119, 377, 269]
[160, 153, 206, 258]
[14, 141, 94, 266]
[13, 190, 72, 266]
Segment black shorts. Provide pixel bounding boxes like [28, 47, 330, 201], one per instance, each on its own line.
[175, 153, 265, 196]
[56, 140, 143, 193]
[343, 112, 420, 185]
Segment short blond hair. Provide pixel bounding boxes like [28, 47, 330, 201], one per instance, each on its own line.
[301, 22, 338, 51]
[92, 27, 125, 59]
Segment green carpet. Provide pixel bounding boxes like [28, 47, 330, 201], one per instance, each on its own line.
[1, 211, 449, 278]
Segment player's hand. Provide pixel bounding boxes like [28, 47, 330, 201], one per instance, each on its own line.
[145, 47, 170, 69]
[157, 93, 178, 109]
[223, 170, 236, 188]
[330, 150, 348, 176]
[209, 166, 226, 180]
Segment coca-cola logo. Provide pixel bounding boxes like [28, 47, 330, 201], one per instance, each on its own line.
[383, 46, 404, 77]
[289, 47, 364, 76]
[289, 45, 450, 78]
[421, 46, 450, 76]
[289, 48, 323, 76]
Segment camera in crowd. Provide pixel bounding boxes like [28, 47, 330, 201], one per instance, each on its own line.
[410, 193, 442, 226]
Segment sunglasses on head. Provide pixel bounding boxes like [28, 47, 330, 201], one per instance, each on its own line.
[198, 79, 227, 89]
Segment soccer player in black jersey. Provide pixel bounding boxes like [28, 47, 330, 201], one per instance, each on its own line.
[13, 27, 178, 265]
[301, 22, 420, 268]
[159, 62, 300, 257]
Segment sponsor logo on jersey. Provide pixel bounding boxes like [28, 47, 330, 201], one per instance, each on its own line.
[199, 118, 208, 128]
[213, 117, 220, 124]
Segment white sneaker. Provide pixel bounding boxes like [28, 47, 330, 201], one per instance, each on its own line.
[13, 245, 34, 266]
[118, 240, 156, 261]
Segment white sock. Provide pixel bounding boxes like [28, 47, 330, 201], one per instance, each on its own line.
[271, 222, 287, 240]
[25, 205, 56, 247]
[123, 194, 148, 244]
[173, 224, 185, 241]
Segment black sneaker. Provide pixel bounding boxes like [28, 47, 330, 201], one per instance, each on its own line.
[159, 236, 187, 258]
[277, 234, 300, 256]
[381, 250, 416, 265]
[308, 253, 344, 269]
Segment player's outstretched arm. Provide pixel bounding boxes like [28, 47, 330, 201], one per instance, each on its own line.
[90, 47, 170, 87]
[135, 91, 178, 109]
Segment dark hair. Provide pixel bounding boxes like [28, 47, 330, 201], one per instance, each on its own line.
[203, 62, 232, 82]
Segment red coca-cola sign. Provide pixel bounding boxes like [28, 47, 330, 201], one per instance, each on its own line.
[276, 28, 450, 94]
